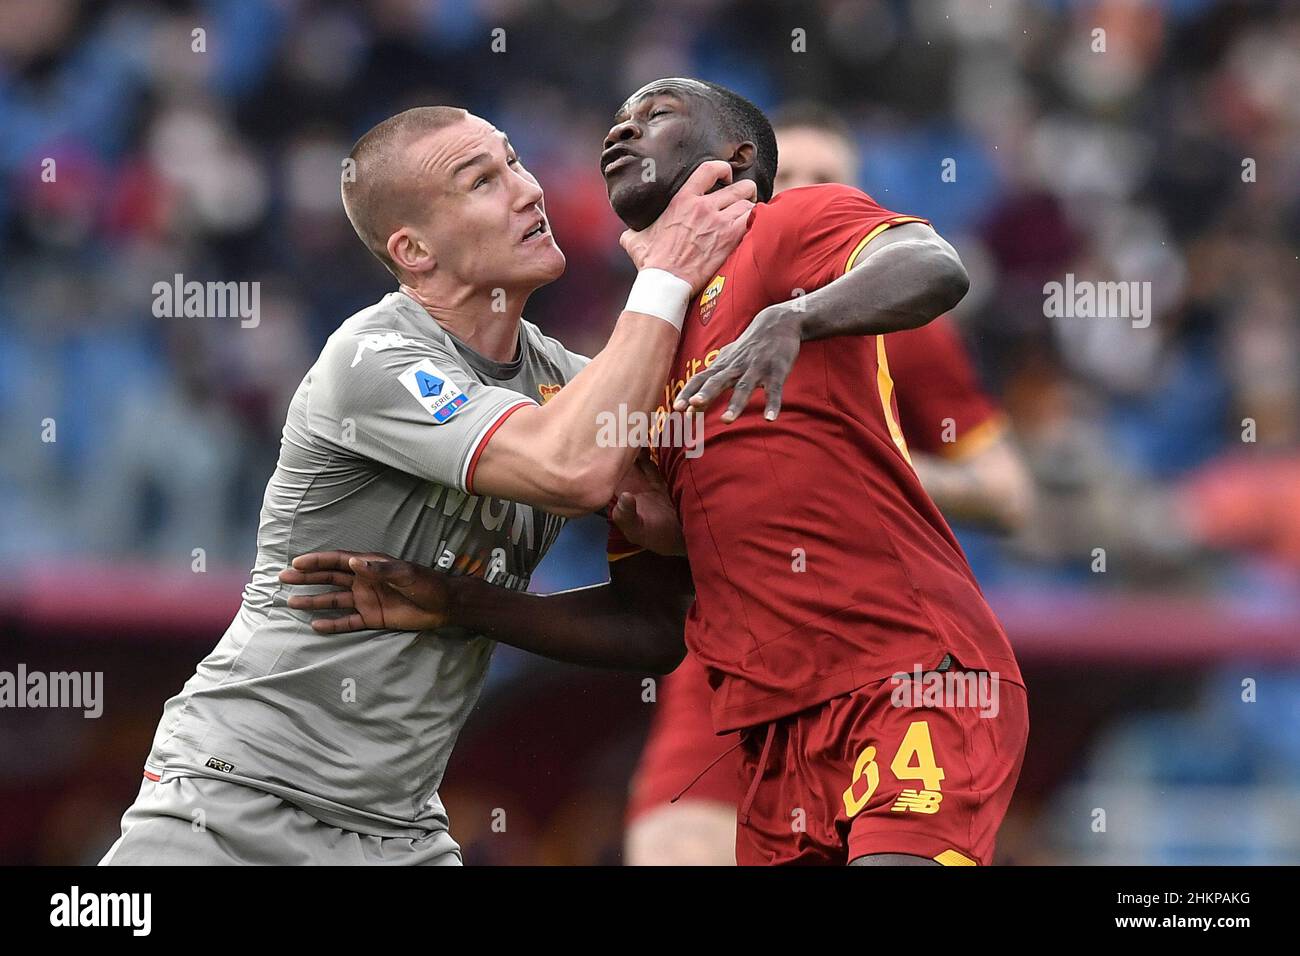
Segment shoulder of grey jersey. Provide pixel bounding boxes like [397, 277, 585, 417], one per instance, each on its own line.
[317, 291, 455, 374]
[303, 292, 539, 494]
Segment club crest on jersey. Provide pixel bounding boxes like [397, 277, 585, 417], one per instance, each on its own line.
[538, 383, 562, 404]
[698, 274, 725, 325]
[399, 358, 469, 424]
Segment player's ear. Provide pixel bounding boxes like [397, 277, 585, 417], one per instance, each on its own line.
[727, 141, 757, 179]
[389, 227, 436, 276]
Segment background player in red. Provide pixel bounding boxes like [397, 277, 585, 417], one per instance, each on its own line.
[287, 79, 1029, 867]
[623, 103, 1036, 865]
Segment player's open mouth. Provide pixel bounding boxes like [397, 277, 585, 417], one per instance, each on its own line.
[521, 220, 549, 242]
[601, 146, 638, 177]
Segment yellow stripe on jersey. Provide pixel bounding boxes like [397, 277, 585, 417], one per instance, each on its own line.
[843, 216, 930, 272]
[842, 216, 927, 469]
[876, 336, 913, 466]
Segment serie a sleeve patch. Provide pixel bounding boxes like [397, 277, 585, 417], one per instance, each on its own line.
[398, 358, 471, 424]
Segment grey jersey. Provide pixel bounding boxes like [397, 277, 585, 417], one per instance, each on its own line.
[145, 291, 589, 837]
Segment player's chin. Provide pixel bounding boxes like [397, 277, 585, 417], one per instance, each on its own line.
[521, 240, 566, 282]
[608, 180, 665, 232]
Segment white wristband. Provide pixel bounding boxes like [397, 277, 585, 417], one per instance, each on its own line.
[624, 268, 692, 330]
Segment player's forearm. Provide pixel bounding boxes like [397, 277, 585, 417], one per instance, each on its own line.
[525, 308, 681, 509]
[912, 452, 1012, 530]
[449, 574, 685, 673]
[911, 440, 1035, 533]
[469, 278, 689, 517]
[796, 238, 969, 340]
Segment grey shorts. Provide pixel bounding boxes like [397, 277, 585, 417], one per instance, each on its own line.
[99, 775, 462, 866]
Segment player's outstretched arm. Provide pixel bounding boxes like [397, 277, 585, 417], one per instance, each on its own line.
[279, 549, 692, 674]
[468, 162, 755, 517]
[675, 222, 968, 422]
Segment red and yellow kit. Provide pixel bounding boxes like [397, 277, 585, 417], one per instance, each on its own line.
[734, 672, 1028, 865]
[644, 183, 1023, 728]
[614, 183, 1027, 865]
[626, 647, 1028, 866]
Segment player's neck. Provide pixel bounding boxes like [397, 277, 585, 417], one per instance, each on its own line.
[398, 282, 529, 363]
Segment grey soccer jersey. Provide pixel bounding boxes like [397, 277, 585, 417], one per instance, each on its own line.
[143, 290, 589, 837]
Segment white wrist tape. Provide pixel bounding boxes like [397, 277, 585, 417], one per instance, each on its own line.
[624, 268, 692, 330]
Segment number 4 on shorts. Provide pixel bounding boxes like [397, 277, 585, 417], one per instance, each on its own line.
[842, 720, 946, 817]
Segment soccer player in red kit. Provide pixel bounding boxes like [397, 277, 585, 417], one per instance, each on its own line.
[622, 319, 1029, 863]
[285, 79, 1029, 867]
[623, 103, 1036, 865]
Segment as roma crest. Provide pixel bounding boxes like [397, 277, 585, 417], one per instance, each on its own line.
[538, 383, 562, 404]
[698, 274, 725, 326]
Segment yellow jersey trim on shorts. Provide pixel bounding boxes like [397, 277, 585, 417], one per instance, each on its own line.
[934, 848, 978, 866]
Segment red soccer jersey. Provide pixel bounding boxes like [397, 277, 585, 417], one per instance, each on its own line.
[618, 184, 1023, 734]
[886, 319, 1004, 459]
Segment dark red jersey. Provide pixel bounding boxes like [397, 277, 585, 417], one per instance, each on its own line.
[615, 184, 1023, 733]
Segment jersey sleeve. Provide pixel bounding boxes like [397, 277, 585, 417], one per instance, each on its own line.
[748, 184, 930, 302]
[307, 330, 537, 494]
[886, 319, 1004, 458]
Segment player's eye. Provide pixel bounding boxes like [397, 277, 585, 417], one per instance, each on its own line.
[650, 108, 671, 119]
[507, 154, 520, 166]
[473, 175, 489, 189]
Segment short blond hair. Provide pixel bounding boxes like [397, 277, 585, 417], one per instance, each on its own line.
[341, 106, 467, 279]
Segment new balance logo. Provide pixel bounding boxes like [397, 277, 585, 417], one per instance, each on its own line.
[890, 789, 942, 814]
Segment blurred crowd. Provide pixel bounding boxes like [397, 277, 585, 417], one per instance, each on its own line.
[1, 0, 1298, 866]
[1, 0, 1297, 597]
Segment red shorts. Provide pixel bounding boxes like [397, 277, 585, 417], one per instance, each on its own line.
[734, 670, 1029, 866]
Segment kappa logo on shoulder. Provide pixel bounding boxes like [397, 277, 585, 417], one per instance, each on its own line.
[698, 275, 725, 326]
[351, 331, 411, 367]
